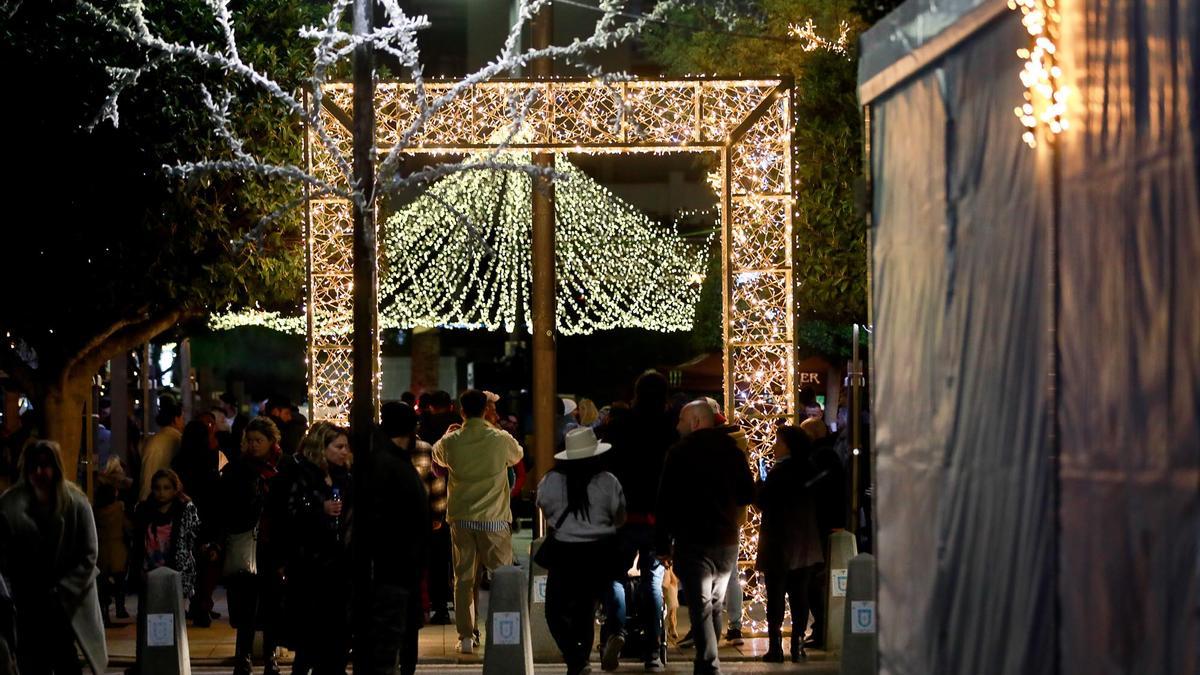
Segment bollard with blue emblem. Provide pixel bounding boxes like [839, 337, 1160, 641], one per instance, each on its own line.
[526, 538, 560, 661]
[840, 553, 877, 675]
[483, 565, 534, 674]
[825, 529, 858, 657]
[136, 567, 191, 675]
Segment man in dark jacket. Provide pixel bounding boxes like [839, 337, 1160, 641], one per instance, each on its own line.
[353, 425, 431, 675]
[382, 401, 451, 624]
[656, 401, 753, 675]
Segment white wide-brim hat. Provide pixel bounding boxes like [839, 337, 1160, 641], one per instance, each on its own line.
[561, 397, 578, 417]
[555, 427, 612, 461]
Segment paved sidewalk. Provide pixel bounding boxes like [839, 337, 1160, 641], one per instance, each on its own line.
[103, 529, 839, 670]
[104, 591, 835, 668]
[132, 664, 839, 674]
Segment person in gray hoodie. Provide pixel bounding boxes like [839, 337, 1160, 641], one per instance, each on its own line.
[537, 427, 626, 675]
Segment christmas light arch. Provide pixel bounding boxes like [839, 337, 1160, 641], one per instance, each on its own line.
[307, 77, 797, 629]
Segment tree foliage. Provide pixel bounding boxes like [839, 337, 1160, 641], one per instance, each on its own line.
[642, 0, 870, 331]
[0, 0, 322, 464]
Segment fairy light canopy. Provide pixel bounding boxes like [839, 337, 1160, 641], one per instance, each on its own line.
[380, 152, 710, 335]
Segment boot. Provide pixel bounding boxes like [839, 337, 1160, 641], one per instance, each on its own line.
[263, 650, 282, 675]
[231, 654, 253, 675]
[762, 634, 785, 663]
[790, 634, 806, 662]
[115, 596, 130, 620]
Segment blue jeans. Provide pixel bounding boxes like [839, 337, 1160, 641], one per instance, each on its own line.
[604, 523, 664, 659]
[674, 542, 738, 675]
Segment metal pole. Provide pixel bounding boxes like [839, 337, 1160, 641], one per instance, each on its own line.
[112, 353, 129, 464]
[141, 343, 153, 434]
[350, 1, 376, 673]
[180, 338, 194, 422]
[530, 3, 556, 520]
[350, 0, 378, 439]
[82, 376, 96, 501]
[850, 323, 862, 533]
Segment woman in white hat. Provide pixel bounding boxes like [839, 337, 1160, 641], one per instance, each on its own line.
[536, 427, 626, 675]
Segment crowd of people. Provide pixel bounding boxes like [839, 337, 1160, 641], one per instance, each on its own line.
[0, 373, 859, 675]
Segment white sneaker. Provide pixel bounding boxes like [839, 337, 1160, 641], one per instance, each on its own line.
[457, 637, 475, 654]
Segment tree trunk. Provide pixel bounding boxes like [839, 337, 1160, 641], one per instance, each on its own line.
[40, 371, 91, 485]
[410, 327, 441, 397]
[14, 309, 186, 489]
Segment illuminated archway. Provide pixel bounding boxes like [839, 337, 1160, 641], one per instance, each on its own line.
[307, 77, 797, 627]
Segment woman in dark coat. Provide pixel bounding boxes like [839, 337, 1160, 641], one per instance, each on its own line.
[278, 421, 353, 675]
[755, 425, 825, 663]
[220, 417, 284, 675]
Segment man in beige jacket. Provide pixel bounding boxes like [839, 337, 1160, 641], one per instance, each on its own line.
[431, 389, 524, 654]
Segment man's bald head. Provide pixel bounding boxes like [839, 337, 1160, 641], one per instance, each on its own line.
[677, 399, 716, 436]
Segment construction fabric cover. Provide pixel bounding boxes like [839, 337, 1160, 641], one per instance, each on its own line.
[859, 0, 1200, 673]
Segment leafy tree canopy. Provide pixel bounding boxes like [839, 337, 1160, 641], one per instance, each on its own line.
[1, 0, 321, 377]
[642, 0, 878, 349]
[0, 0, 325, 465]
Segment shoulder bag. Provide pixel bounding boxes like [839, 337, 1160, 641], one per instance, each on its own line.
[222, 529, 258, 577]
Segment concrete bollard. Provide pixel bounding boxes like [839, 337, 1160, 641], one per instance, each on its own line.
[840, 554, 877, 675]
[526, 538, 559, 661]
[137, 567, 191, 675]
[483, 565, 534, 675]
[826, 530, 858, 656]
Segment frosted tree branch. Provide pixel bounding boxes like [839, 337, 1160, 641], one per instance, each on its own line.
[81, 0, 674, 250]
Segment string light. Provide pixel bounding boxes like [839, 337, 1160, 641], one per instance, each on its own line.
[209, 309, 306, 334]
[379, 154, 709, 335]
[787, 19, 852, 56]
[308, 79, 797, 630]
[1009, 0, 1067, 147]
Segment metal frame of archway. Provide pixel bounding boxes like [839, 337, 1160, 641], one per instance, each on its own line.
[306, 76, 797, 626]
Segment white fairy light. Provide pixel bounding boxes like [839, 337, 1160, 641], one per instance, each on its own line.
[379, 154, 709, 335]
[1009, 0, 1067, 147]
[787, 18, 852, 56]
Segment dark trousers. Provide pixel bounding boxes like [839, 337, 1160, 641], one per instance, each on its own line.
[428, 524, 452, 613]
[14, 596, 82, 675]
[226, 573, 279, 665]
[807, 562, 827, 644]
[546, 544, 609, 674]
[354, 583, 419, 675]
[765, 566, 815, 647]
[674, 542, 738, 675]
[190, 544, 220, 619]
[98, 572, 127, 617]
[290, 575, 352, 675]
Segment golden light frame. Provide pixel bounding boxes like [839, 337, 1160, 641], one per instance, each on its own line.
[306, 77, 798, 628]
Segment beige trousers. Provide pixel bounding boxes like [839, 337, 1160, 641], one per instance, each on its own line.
[450, 525, 513, 641]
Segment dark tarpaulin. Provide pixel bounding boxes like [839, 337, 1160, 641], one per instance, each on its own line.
[869, 14, 1056, 674]
[1057, 0, 1200, 671]
[861, 0, 1200, 671]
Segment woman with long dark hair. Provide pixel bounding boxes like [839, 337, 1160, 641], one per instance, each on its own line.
[132, 468, 200, 598]
[220, 416, 283, 675]
[277, 421, 353, 674]
[756, 425, 824, 663]
[536, 427, 626, 675]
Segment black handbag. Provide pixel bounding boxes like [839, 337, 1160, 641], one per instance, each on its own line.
[533, 508, 571, 570]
